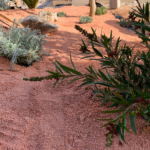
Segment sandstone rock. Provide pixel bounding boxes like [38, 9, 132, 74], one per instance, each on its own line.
[20, 15, 58, 34]
[38, 10, 58, 22]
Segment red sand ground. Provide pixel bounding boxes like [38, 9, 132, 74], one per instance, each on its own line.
[0, 6, 149, 150]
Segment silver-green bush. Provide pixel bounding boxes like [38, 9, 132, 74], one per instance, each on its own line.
[79, 16, 93, 24]
[0, 0, 9, 10]
[0, 19, 50, 70]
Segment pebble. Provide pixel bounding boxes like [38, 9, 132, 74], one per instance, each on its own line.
[80, 114, 85, 123]
[68, 135, 74, 144]
[88, 112, 92, 117]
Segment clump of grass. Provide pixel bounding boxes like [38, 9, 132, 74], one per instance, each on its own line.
[57, 12, 66, 17]
[79, 16, 93, 24]
[96, 6, 107, 15]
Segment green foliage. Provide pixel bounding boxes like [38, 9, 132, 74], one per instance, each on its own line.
[129, 2, 150, 45]
[0, 0, 9, 11]
[131, 1, 149, 22]
[79, 16, 93, 24]
[0, 19, 49, 70]
[57, 12, 66, 17]
[23, 0, 150, 148]
[96, 6, 107, 15]
[118, 18, 133, 28]
[22, 0, 39, 9]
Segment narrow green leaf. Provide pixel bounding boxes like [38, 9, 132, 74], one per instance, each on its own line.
[117, 124, 126, 143]
[96, 119, 113, 121]
[122, 114, 127, 135]
[52, 61, 63, 74]
[56, 61, 82, 75]
[139, 110, 148, 120]
[110, 78, 121, 88]
[98, 70, 110, 82]
[145, 2, 149, 22]
[68, 77, 82, 84]
[94, 81, 116, 88]
[81, 55, 96, 59]
[109, 99, 126, 105]
[129, 113, 137, 134]
[46, 71, 60, 76]
[101, 109, 125, 113]
[70, 55, 76, 70]
[115, 92, 130, 105]
[115, 37, 121, 51]
[91, 41, 103, 57]
[131, 91, 136, 100]
[91, 27, 97, 40]
[79, 81, 94, 87]
[81, 39, 87, 47]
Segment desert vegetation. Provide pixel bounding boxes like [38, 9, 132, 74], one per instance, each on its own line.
[22, 0, 39, 9]
[23, 0, 150, 148]
[0, 0, 150, 149]
[0, 0, 9, 10]
[96, 6, 107, 15]
[79, 16, 93, 24]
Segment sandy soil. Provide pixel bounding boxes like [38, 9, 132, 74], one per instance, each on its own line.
[0, 5, 150, 150]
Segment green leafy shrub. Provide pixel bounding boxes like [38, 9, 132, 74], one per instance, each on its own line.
[22, 0, 39, 9]
[0, 19, 50, 70]
[0, 0, 9, 11]
[96, 6, 107, 15]
[57, 12, 66, 17]
[23, 0, 150, 148]
[79, 16, 93, 24]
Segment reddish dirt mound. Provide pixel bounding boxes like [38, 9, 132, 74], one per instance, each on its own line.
[0, 6, 149, 150]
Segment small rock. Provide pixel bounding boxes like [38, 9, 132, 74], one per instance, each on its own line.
[48, 56, 55, 61]
[80, 114, 85, 123]
[38, 10, 58, 22]
[68, 135, 74, 144]
[20, 15, 58, 34]
[88, 112, 92, 117]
